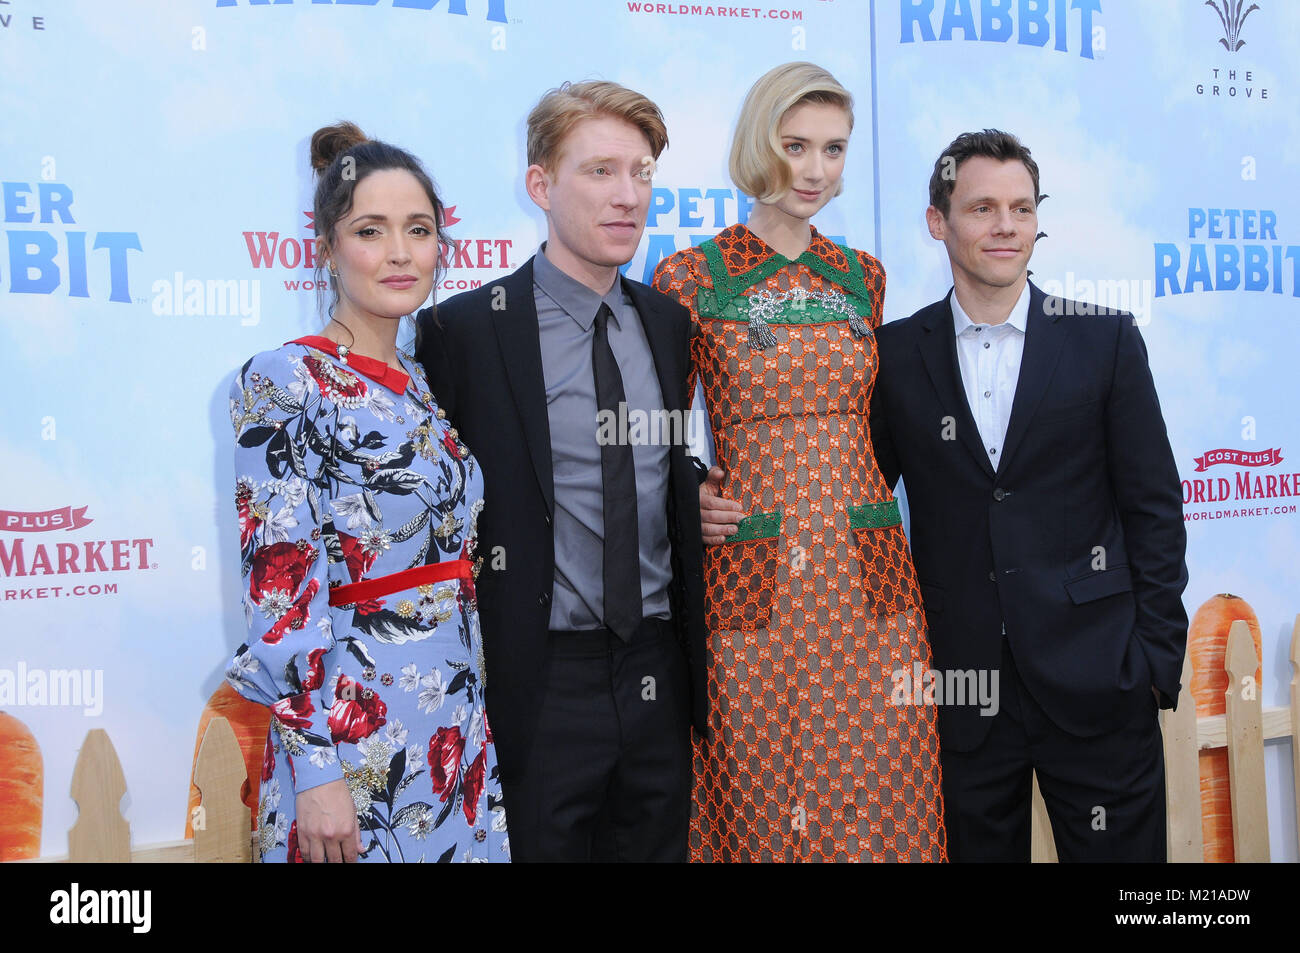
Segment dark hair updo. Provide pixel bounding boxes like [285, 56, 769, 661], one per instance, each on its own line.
[309, 121, 449, 324]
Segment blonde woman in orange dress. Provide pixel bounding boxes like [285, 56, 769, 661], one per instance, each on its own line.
[653, 62, 947, 862]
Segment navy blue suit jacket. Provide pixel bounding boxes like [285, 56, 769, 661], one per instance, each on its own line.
[870, 281, 1189, 751]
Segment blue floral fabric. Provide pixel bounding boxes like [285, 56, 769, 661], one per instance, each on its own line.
[224, 339, 508, 863]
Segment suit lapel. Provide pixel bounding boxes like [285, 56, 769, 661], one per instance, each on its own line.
[490, 257, 554, 516]
[917, 292, 997, 480]
[997, 281, 1068, 476]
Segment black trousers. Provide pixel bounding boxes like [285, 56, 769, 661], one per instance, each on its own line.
[503, 620, 692, 862]
[940, 638, 1167, 863]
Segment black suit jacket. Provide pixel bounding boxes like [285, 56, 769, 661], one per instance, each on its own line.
[415, 257, 708, 778]
[870, 282, 1189, 752]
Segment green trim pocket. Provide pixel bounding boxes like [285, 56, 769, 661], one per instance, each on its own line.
[706, 507, 782, 631]
[848, 500, 901, 530]
[728, 508, 783, 543]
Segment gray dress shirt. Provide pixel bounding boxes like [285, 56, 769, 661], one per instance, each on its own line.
[532, 246, 672, 630]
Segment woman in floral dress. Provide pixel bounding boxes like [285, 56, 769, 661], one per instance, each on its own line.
[653, 64, 947, 861]
[225, 122, 507, 862]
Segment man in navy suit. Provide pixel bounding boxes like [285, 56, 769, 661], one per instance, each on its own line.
[868, 130, 1188, 862]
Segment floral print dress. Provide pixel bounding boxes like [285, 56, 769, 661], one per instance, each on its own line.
[225, 336, 508, 862]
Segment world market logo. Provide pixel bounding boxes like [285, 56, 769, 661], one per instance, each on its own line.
[625, 3, 804, 21]
[240, 207, 510, 294]
[1193, 447, 1282, 471]
[0, 506, 93, 533]
[2, 178, 142, 303]
[1, 505, 155, 601]
[214, 0, 507, 22]
[241, 211, 327, 292]
[1182, 445, 1298, 522]
[899, 0, 1104, 59]
[1205, 0, 1258, 52]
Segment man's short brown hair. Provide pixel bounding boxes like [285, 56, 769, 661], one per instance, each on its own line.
[526, 80, 669, 170]
[929, 129, 1041, 217]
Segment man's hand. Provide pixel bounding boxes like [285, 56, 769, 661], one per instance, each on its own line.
[700, 466, 744, 545]
[295, 779, 364, 862]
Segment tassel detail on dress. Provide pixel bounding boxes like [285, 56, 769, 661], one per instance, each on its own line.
[747, 313, 778, 351]
[847, 308, 871, 340]
[743, 285, 869, 350]
[745, 288, 780, 351]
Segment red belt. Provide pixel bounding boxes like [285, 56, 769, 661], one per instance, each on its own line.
[328, 560, 472, 606]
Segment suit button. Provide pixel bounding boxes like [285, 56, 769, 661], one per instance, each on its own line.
[544, 513, 552, 526]
[993, 488, 1007, 501]
[989, 571, 996, 582]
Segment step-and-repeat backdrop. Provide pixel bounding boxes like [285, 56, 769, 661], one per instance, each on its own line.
[2, 0, 1296, 860]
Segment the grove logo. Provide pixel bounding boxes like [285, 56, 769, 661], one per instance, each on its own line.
[1205, 0, 1259, 53]
[1194, 1, 1271, 102]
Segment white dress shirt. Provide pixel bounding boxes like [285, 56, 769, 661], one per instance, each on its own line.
[952, 283, 1030, 470]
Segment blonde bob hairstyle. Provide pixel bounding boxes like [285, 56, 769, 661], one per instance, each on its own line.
[526, 80, 669, 171]
[729, 62, 854, 203]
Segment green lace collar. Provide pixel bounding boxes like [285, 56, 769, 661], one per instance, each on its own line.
[700, 224, 873, 315]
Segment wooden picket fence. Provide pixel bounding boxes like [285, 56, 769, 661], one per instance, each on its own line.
[13, 616, 1300, 863]
[21, 714, 255, 863]
[1031, 615, 1300, 863]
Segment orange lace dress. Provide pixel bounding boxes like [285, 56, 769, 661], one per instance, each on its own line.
[653, 224, 947, 862]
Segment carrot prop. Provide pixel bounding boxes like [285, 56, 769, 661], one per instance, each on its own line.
[186, 684, 270, 837]
[1188, 593, 1262, 863]
[0, 711, 43, 861]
